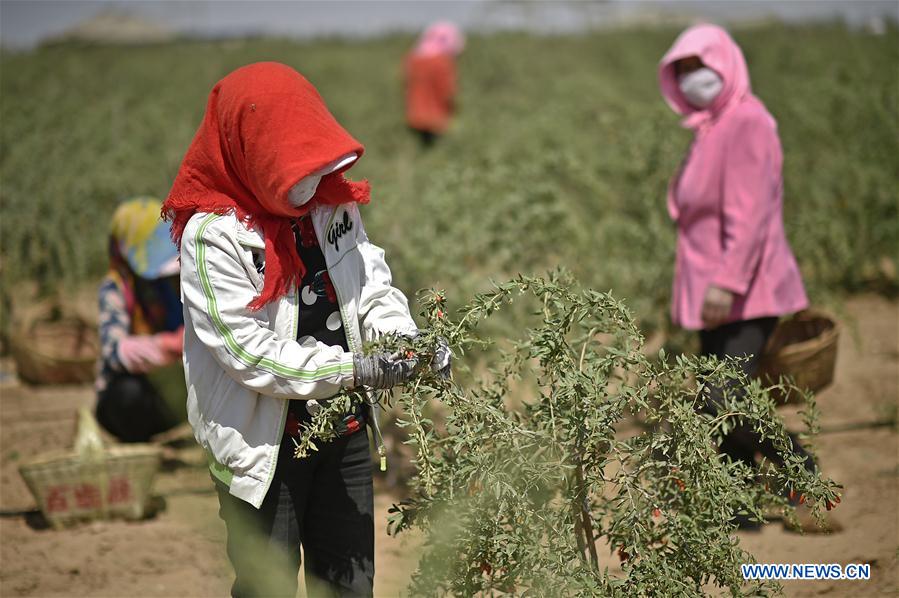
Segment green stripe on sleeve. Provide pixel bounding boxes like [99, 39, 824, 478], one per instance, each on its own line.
[194, 214, 354, 381]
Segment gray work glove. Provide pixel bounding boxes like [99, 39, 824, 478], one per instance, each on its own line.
[353, 352, 418, 389]
[431, 336, 452, 379]
[399, 332, 452, 379]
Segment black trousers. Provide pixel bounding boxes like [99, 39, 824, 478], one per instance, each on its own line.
[699, 318, 815, 473]
[215, 428, 374, 598]
[410, 127, 437, 148]
[95, 373, 178, 442]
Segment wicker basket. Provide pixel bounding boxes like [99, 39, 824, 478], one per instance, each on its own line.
[757, 309, 839, 404]
[18, 410, 162, 528]
[10, 315, 99, 385]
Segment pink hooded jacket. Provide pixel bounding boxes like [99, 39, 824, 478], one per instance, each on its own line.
[659, 24, 808, 331]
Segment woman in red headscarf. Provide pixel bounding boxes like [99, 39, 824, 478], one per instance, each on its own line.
[164, 62, 449, 597]
[404, 22, 465, 147]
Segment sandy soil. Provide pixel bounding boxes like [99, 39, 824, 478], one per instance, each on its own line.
[0, 296, 895, 597]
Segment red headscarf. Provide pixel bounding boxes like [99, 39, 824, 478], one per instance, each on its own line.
[163, 62, 370, 310]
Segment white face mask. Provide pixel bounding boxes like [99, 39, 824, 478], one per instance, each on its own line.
[287, 174, 323, 207]
[287, 153, 358, 208]
[677, 67, 723, 109]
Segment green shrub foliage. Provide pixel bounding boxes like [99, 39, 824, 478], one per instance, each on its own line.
[295, 273, 839, 597]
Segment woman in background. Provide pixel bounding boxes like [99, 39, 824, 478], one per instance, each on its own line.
[658, 25, 835, 531]
[404, 21, 465, 147]
[96, 197, 184, 443]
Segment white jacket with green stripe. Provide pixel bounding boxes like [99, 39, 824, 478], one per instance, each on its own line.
[179, 204, 416, 508]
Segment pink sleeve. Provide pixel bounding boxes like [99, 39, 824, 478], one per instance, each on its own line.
[710, 114, 778, 295]
[118, 334, 179, 373]
[666, 175, 680, 221]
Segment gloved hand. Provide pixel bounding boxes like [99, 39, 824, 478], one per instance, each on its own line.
[396, 332, 452, 379]
[431, 336, 452, 379]
[353, 352, 418, 389]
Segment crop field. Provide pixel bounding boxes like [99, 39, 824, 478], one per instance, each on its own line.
[0, 22, 897, 597]
[1, 25, 896, 331]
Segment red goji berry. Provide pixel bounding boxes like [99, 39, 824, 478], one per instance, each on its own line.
[833, 495, 841, 504]
[825, 500, 834, 511]
[652, 508, 661, 518]
[789, 489, 796, 502]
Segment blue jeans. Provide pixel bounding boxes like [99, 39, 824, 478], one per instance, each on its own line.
[214, 425, 374, 598]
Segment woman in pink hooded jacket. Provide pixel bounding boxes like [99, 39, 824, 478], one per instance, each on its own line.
[659, 25, 821, 528]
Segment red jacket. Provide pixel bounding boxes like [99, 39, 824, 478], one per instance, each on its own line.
[404, 54, 457, 134]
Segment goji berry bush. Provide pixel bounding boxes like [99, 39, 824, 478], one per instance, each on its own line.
[295, 273, 840, 597]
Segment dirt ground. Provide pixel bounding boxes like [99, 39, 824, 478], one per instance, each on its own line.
[0, 296, 896, 597]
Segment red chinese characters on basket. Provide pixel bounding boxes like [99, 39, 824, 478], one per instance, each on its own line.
[43, 476, 133, 513]
[107, 476, 132, 504]
[45, 485, 69, 513]
[74, 483, 102, 509]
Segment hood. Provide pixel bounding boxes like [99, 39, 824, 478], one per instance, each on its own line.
[163, 62, 371, 309]
[413, 22, 465, 57]
[658, 24, 751, 128]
